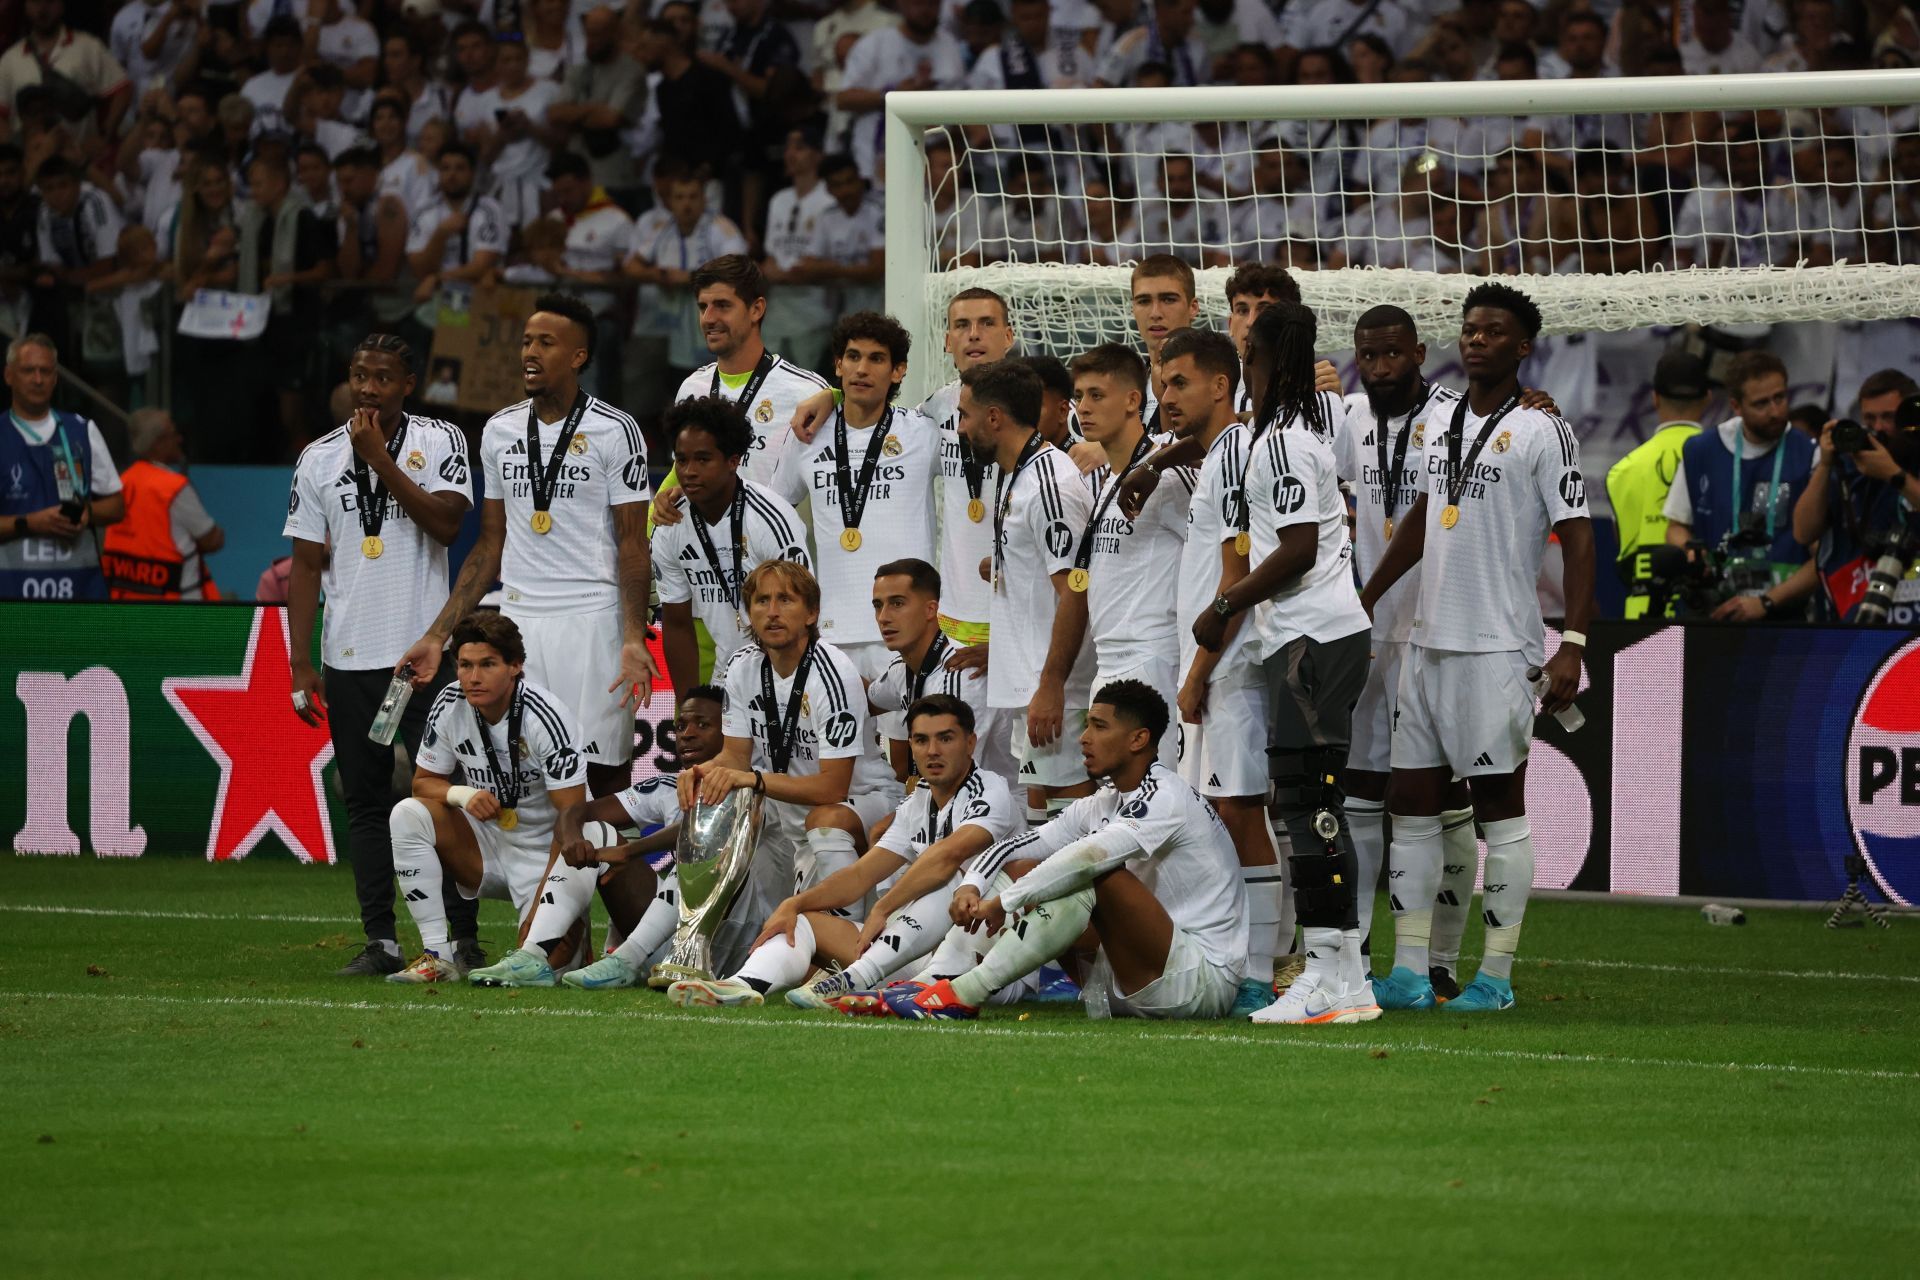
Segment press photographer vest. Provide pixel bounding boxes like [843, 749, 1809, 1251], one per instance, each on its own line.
[1679, 424, 1816, 578]
[0, 408, 104, 600]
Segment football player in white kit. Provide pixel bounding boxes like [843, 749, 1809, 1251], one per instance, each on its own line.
[651, 395, 810, 693]
[1360, 283, 1595, 1013]
[665, 693, 1019, 1008]
[1195, 302, 1380, 1026]
[886, 680, 1248, 1022]
[956, 359, 1098, 823]
[387, 613, 609, 985]
[400, 293, 656, 801]
[865, 557, 1000, 779]
[1068, 342, 1191, 770]
[1224, 263, 1300, 416]
[1158, 328, 1296, 1017]
[676, 560, 902, 977]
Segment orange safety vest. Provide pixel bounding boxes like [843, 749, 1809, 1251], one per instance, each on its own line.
[101, 460, 219, 600]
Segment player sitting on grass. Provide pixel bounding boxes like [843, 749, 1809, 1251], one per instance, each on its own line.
[551, 685, 728, 990]
[884, 680, 1249, 1021]
[388, 612, 611, 986]
[664, 693, 1019, 1008]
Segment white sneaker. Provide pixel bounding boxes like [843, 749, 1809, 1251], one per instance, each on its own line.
[1336, 977, 1383, 1023]
[666, 976, 764, 1008]
[1248, 971, 1358, 1025]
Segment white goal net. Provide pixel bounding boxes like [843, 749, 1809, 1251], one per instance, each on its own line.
[882, 71, 1920, 397]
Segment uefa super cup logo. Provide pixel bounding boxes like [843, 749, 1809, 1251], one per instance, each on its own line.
[1843, 636, 1920, 905]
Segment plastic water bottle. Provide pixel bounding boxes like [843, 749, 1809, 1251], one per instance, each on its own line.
[1700, 903, 1747, 926]
[1525, 666, 1585, 733]
[367, 666, 415, 746]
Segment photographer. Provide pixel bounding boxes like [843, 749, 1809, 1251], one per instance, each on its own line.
[1662, 350, 1818, 621]
[1608, 349, 1709, 619]
[1793, 368, 1920, 621]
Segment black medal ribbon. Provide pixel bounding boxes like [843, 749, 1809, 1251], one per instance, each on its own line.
[711, 349, 776, 411]
[351, 416, 408, 541]
[908, 633, 951, 705]
[1073, 431, 1155, 572]
[759, 641, 818, 775]
[992, 431, 1048, 587]
[473, 676, 525, 808]
[688, 482, 750, 613]
[833, 405, 894, 536]
[959, 424, 987, 506]
[1374, 383, 1431, 528]
[921, 766, 974, 843]
[1445, 391, 1521, 511]
[526, 390, 590, 517]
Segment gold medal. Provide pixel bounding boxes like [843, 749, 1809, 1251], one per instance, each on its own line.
[1383, 518, 1394, 541]
[1233, 531, 1251, 556]
[967, 498, 986, 523]
[361, 535, 384, 559]
[1440, 504, 1461, 530]
[1067, 567, 1090, 592]
[497, 807, 518, 831]
[530, 511, 553, 535]
[839, 527, 863, 552]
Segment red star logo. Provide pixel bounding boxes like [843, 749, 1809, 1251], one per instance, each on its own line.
[164, 608, 337, 864]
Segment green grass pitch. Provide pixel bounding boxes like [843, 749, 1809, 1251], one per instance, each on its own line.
[3, 854, 1917, 1279]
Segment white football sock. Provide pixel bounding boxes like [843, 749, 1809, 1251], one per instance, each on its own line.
[800, 825, 859, 894]
[1347, 797, 1386, 950]
[1477, 816, 1535, 981]
[950, 885, 1093, 1007]
[1387, 812, 1443, 975]
[1240, 863, 1284, 984]
[734, 912, 816, 993]
[1300, 924, 1344, 985]
[389, 799, 449, 956]
[843, 885, 952, 988]
[1429, 808, 1479, 975]
[916, 922, 984, 984]
[612, 866, 680, 967]
[1341, 926, 1369, 990]
[521, 860, 598, 960]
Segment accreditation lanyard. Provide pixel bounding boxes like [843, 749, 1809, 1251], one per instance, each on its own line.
[1071, 431, 1154, 588]
[473, 679, 526, 813]
[711, 349, 776, 411]
[919, 766, 974, 844]
[1729, 433, 1788, 544]
[992, 431, 1048, 591]
[688, 482, 750, 622]
[350, 417, 408, 547]
[1373, 383, 1430, 537]
[1443, 392, 1520, 526]
[760, 642, 818, 775]
[959, 422, 987, 515]
[525, 391, 589, 531]
[901, 633, 951, 781]
[833, 405, 893, 538]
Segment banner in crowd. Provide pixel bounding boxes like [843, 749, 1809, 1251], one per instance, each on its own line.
[424, 286, 539, 414]
[0, 604, 678, 864]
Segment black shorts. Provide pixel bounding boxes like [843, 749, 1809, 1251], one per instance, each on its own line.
[1260, 628, 1371, 764]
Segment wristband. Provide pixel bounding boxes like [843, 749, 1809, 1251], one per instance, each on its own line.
[446, 785, 479, 810]
[752, 769, 765, 795]
[1561, 630, 1587, 648]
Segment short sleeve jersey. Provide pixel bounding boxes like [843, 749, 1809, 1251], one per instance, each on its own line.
[987, 442, 1096, 709]
[283, 416, 473, 670]
[651, 479, 810, 674]
[614, 775, 681, 830]
[1084, 433, 1193, 673]
[1413, 400, 1588, 661]
[919, 379, 997, 629]
[1177, 422, 1257, 687]
[406, 192, 512, 272]
[873, 766, 1019, 873]
[721, 640, 896, 794]
[1333, 385, 1459, 645]
[868, 634, 994, 758]
[673, 356, 831, 489]
[480, 395, 651, 617]
[414, 679, 588, 842]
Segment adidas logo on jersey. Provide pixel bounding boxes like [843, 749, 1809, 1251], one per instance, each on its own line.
[582, 742, 600, 755]
[679, 545, 702, 561]
[1473, 752, 1495, 768]
[1207, 773, 1221, 788]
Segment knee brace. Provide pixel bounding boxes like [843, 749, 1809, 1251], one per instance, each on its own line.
[1270, 747, 1350, 853]
[1287, 848, 1355, 928]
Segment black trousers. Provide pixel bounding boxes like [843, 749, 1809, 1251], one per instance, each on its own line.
[325, 665, 479, 945]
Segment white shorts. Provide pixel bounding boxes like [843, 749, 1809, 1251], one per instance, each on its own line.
[507, 606, 632, 766]
[1009, 705, 1090, 790]
[456, 811, 555, 918]
[974, 705, 1020, 788]
[1390, 646, 1534, 777]
[1348, 638, 1408, 776]
[1100, 928, 1239, 1020]
[1094, 656, 1181, 770]
[1178, 672, 1269, 799]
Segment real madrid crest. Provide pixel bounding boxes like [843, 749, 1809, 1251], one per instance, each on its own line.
[1412, 426, 1425, 449]
[405, 450, 426, 471]
[882, 434, 903, 457]
[755, 399, 774, 424]
[1492, 430, 1512, 454]
[800, 693, 812, 717]
[569, 433, 588, 455]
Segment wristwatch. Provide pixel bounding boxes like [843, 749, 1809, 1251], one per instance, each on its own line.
[1212, 593, 1235, 618]
[11, 515, 25, 539]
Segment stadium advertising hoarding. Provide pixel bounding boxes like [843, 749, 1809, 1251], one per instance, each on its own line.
[1, 604, 1913, 906]
[1, 604, 678, 864]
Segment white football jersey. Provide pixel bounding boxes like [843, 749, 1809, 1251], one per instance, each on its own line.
[987, 442, 1097, 709]
[1413, 399, 1588, 661]
[1334, 385, 1458, 645]
[1084, 432, 1193, 674]
[771, 407, 938, 646]
[872, 766, 1019, 873]
[415, 679, 588, 843]
[614, 774, 680, 830]
[990, 763, 1248, 970]
[721, 640, 896, 794]
[920, 379, 997, 629]
[673, 356, 831, 488]
[651, 480, 810, 674]
[1177, 421, 1257, 686]
[867, 633, 994, 759]
[283, 416, 472, 671]
[480, 396, 651, 617]
[1243, 395, 1372, 659]
[406, 192, 512, 272]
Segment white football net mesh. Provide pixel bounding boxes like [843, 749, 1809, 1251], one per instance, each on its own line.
[915, 99, 1920, 366]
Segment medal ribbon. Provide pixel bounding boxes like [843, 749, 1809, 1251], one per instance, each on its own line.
[1374, 384, 1429, 529]
[833, 405, 893, 536]
[1073, 430, 1155, 573]
[526, 391, 590, 518]
[351, 417, 409, 542]
[760, 641, 818, 775]
[688, 481, 750, 612]
[473, 677, 525, 810]
[1444, 392, 1521, 514]
[992, 431, 1048, 589]
[711, 349, 776, 411]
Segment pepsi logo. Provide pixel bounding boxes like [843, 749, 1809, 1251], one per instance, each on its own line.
[1844, 636, 1920, 905]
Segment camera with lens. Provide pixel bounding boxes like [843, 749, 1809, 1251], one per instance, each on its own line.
[1855, 518, 1920, 624]
[1832, 417, 1874, 453]
[1625, 514, 1775, 617]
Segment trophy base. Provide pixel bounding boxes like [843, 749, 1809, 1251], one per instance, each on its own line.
[647, 960, 711, 990]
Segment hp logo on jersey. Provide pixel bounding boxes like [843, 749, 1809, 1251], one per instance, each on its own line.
[1272, 476, 1307, 516]
[1844, 636, 1920, 905]
[1044, 519, 1073, 558]
[1559, 470, 1586, 507]
[823, 711, 859, 750]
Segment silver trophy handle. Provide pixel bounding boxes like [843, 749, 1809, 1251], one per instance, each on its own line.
[655, 787, 764, 984]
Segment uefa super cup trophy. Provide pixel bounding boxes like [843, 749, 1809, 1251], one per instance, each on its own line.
[652, 787, 764, 986]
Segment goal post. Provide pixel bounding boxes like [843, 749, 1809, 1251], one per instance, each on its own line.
[883, 69, 1920, 403]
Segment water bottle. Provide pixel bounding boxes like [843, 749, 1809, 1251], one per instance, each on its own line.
[1700, 903, 1746, 926]
[1525, 666, 1585, 733]
[367, 666, 415, 746]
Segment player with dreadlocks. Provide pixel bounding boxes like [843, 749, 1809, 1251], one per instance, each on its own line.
[1192, 301, 1379, 1024]
[285, 331, 485, 978]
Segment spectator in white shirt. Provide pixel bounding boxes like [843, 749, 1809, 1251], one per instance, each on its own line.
[1097, 0, 1212, 84]
[760, 123, 838, 372]
[794, 152, 885, 315]
[1681, 0, 1765, 74]
[110, 0, 200, 96]
[838, 0, 968, 179]
[380, 29, 448, 147]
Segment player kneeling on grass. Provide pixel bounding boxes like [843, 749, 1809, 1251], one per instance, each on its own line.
[666, 693, 1020, 1008]
[549, 685, 728, 990]
[389, 613, 611, 985]
[886, 680, 1249, 1021]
